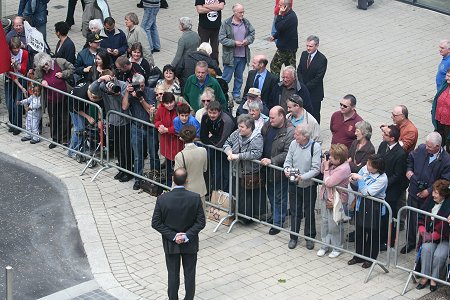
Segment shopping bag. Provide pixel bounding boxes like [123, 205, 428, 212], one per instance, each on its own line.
[207, 190, 234, 226]
[333, 188, 346, 225]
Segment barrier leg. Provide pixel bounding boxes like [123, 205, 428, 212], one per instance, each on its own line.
[91, 165, 109, 182]
[364, 262, 389, 283]
[227, 218, 239, 234]
[401, 271, 414, 295]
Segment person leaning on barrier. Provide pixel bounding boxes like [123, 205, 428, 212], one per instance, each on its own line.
[260, 106, 294, 235]
[283, 123, 321, 250]
[348, 154, 388, 269]
[223, 114, 265, 224]
[89, 69, 133, 182]
[317, 144, 351, 259]
[174, 125, 208, 212]
[200, 100, 235, 192]
[377, 125, 408, 251]
[415, 179, 450, 292]
[34, 52, 75, 149]
[401, 132, 450, 254]
[122, 73, 156, 190]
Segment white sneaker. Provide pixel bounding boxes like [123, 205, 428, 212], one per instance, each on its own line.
[328, 250, 341, 258]
[317, 248, 327, 257]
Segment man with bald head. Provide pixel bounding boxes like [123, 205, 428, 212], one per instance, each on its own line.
[261, 106, 294, 235]
[381, 105, 418, 154]
[436, 40, 450, 90]
[6, 16, 27, 47]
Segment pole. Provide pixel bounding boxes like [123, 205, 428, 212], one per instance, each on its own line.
[6, 265, 13, 300]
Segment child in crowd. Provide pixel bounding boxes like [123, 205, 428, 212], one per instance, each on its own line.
[16, 85, 42, 144]
[173, 102, 200, 138]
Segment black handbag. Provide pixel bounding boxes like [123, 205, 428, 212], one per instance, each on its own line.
[147, 65, 163, 88]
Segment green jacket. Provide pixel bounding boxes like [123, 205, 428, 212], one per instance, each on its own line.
[218, 16, 255, 66]
[431, 81, 448, 129]
[183, 74, 227, 112]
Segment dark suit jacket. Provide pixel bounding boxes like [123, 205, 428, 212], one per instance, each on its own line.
[242, 69, 278, 105]
[269, 80, 313, 114]
[297, 50, 327, 103]
[152, 188, 206, 254]
[377, 142, 408, 205]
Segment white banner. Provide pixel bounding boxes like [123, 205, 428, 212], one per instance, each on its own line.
[24, 21, 47, 52]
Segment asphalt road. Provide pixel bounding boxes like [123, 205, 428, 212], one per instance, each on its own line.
[0, 155, 92, 299]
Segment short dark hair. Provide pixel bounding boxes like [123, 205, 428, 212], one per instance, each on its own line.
[130, 42, 143, 55]
[206, 100, 222, 112]
[176, 102, 190, 115]
[343, 94, 357, 107]
[288, 94, 303, 107]
[179, 125, 197, 143]
[387, 125, 400, 142]
[163, 64, 176, 74]
[368, 154, 385, 174]
[54, 21, 70, 36]
[162, 92, 175, 104]
[259, 58, 268, 67]
[104, 17, 115, 26]
[173, 168, 188, 186]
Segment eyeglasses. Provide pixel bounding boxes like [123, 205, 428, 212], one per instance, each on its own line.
[156, 93, 164, 96]
[201, 99, 211, 103]
[339, 103, 348, 108]
[391, 112, 403, 117]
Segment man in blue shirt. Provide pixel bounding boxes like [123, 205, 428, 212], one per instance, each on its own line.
[436, 40, 450, 90]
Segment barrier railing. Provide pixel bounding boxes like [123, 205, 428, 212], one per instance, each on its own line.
[1, 71, 104, 176]
[220, 158, 393, 283]
[394, 206, 450, 295]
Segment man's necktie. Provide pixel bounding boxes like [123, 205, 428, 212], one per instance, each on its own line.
[307, 54, 311, 69]
[254, 74, 261, 88]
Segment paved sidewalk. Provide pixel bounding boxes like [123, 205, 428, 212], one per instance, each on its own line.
[1, 0, 450, 299]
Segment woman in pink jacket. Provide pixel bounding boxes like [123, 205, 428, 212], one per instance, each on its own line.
[317, 144, 351, 258]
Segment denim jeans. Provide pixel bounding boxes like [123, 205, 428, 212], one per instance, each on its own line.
[266, 175, 289, 227]
[131, 123, 160, 181]
[221, 56, 246, 98]
[68, 112, 85, 156]
[4, 79, 24, 129]
[141, 7, 161, 50]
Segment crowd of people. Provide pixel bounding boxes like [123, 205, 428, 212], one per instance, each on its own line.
[3, 0, 450, 295]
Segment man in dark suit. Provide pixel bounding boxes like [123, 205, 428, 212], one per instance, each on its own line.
[377, 125, 407, 250]
[151, 168, 206, 300]
[241, 54, 278, 106]
[297, 35, 327, 124]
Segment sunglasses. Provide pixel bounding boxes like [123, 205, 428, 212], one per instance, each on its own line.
[156, 93, 164, 96]
[339, 103, 348, 108]
[201, 99, 211, 103]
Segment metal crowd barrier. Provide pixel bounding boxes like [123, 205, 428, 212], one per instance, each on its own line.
[394, 206, 450, 295]
[1, 71, 104, 176]
[218, 158, 393, 283]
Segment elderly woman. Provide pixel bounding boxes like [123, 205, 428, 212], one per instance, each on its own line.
[174, 125, 208, 211]
[415, 179, 450, 292]
[223, 114, 265, 223]
[6, 37, 28, 135]
[82, 0, 111, 37]
[156, 64, 182, 95]
[176, 42, 222, 89]
[248, 100, 268, 133]
[124, 12, 154, 65]
[34, 52, 75, 149]
[348, 120, 375, 174]
[171, 17, 200, 69]
[317, 144, 351, 258]
[89, 19, 103, 34]
[348, 154, 388, 269]
[195, 87, 214, 123]
[432, 67, 450, 153]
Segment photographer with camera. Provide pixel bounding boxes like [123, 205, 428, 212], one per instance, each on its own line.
[122, 73, 157, 190]
[283, 123, 321, 250]
[89, 70, 133, 183]
[401, 131, 450, 253]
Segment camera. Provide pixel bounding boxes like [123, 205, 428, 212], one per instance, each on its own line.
[286, 167, 300, 182]
[321, 151, 330, 161]
[131, 84, 145, 99]
[105, 81, 121, 94]
[417, 181, 428, 191]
